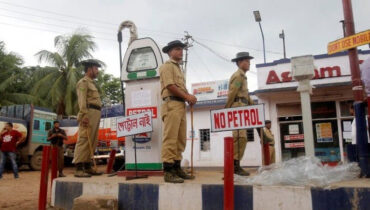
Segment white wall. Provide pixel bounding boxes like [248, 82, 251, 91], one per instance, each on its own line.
[182, 108, 262, 167]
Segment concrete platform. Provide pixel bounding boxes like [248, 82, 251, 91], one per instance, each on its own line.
[51, 169, 370, 210]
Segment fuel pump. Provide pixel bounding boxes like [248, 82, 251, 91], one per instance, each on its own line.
[118, 21, 167, 170]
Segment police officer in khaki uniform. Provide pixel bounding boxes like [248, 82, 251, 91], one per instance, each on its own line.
[160, 40, 197, 183]
[73, 59, 103, 177]
[225, 52, 254, 176]
[263, 120, 275, 164]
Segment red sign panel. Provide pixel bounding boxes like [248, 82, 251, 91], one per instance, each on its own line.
[284, 134, 304, 141]
[127, 107, 157, 118]
[285, 142, 305, 148]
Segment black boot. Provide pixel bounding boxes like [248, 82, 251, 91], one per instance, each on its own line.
[174, 160, 194, 180]
[234, 160, 250, 176]
[163, 162, 184, 183]
[74, 163, 91, 178]
[84, 162, 103, 176]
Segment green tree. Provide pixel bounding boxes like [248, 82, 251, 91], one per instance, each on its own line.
[96, 71, 122, 105]
[33, 31, 102, 116]
[0, 41, 34, 106]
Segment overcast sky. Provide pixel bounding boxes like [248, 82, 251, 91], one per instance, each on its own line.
[0, 0, 369, 91]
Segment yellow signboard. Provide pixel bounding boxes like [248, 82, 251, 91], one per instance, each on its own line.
[328, 30, 370, 55]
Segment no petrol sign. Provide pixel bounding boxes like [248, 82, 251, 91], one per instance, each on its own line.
[210, 104, 265, 132]
[116, 111, 153, 137]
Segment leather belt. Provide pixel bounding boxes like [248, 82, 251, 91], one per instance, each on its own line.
[163, 96, 185, 102]
[234, 98, 249, 104]
[87, 104, 101, 111]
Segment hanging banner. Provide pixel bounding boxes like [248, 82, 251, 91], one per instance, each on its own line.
[210, 104, 265, 132]
[116, 111, 153, 137]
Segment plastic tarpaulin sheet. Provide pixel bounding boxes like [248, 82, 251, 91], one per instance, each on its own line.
[235, 156, 360, 187]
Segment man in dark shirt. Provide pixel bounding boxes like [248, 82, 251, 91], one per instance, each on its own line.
[0, 122, 25, 179]
[47, 121, 67, 177]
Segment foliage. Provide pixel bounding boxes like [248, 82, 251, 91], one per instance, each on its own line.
[33, 32, 98, 116]
[0, 41, 34, 106]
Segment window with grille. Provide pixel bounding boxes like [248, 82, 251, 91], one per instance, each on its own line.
[247, 129, 254, 142]
[199, 129, 210, 151]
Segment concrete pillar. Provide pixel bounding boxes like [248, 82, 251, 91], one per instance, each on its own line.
[291, 55, 315, 157]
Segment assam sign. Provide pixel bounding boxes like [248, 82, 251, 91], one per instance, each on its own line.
[210, 104, 265, 132]
[328, 30, 370, 55]
[116, 111, 153, 137]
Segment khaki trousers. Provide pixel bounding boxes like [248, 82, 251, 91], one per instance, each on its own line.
[49, 145, 64, 171]
[269, 145, 275, 164]
[161, 100, 186, 163]
[73, 109, 101, 164]
[231, 101, 248, 160]
[233, 130, 247, 160]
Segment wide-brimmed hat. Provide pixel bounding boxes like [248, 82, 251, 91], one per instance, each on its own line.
[81, 59, 102, 67]
[162, 40, 186, 53]
[231, 52, 254, 62]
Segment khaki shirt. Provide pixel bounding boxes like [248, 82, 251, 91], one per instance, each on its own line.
[76, 76, 102, 121]
[263, 127, 275, 145]
[159, 59, 188, 99]
[225, 68, 253, 108]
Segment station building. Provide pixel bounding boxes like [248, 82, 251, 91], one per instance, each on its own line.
[183, 50, 370, 167]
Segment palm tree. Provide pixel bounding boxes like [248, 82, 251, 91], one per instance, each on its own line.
[0, 41, 34, 106]
[33, 31, 103, 116]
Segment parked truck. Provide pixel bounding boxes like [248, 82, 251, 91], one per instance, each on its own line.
[0, 104, 126, 170]
[60, 104, 125, 164]
[0, 104, 56, 170]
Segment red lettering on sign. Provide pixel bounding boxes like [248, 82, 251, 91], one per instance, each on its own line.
[320, 66, 341, 78]
[238, 110, 243, 127]
[250, 109, 256, 125]
[244, 110, 250, 126]
[214, 113, 220, 129]
[220, 113, 226, 128]
[281, 71, 292, 82]
[211, 104, 265, 131]
[227, 112, 233, 127]
[233, 111, 238, 127]
[313, 69, 320, 79]
[127, 107, 158, 118]
[265, 65, 344, 84]
[266, 70, 281, 84]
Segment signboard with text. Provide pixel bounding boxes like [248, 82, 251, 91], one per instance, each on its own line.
[284, 134, 304, 141]
[210, 104, 265, 132]
[191, 80, 229, 101]
[285, 142, 305, 148]
[328, 30, 370, 55]
[116, 111, 153, 137]
[256, 51, 370, 90]
[127, 107, 158, 118]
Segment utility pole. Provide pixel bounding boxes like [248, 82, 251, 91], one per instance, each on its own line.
[342, 0, 369, 177]
[279, 30, 286, 59]
[182, 31, 194, 79]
